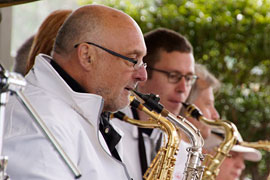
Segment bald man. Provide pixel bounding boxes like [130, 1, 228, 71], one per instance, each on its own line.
[3, 5, 147, 180]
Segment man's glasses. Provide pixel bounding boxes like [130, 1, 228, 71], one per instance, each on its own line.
[147, 67, 198, 86]
[74, 42, 147, 70]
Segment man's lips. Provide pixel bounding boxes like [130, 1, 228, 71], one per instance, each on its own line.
[125, 85, 136, 91]
[168, 99, 182, 104]
[124, 87, 136, 95]
[231, 171, 241, 178]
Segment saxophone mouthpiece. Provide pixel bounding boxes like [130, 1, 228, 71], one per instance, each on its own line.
[131, 89, 164, 114]
[131, 89, 148, 101]
[182, 102, 202, 120]
[181, 102, 189, 108]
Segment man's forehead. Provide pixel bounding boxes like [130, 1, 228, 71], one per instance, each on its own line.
[157, 51, 194, 68]
[125, 49, 146, 57]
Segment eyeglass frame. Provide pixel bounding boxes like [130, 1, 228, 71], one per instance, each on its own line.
[147, 66, 198, 86]
[74, 42, 147, 70]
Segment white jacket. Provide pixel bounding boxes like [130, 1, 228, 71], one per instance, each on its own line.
[3, 54, 131, 180]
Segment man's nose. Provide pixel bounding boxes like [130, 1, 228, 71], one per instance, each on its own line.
[134, 65, 148, 82]
[211, 107, 220, 120]
[175, 77, 187, 93]
[235, 156, 246, 170]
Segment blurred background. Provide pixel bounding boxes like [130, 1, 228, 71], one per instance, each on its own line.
[1, 0, 270, 179]
[0, 0, 79, 69]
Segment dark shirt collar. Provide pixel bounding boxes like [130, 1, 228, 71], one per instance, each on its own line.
[50, 60, 85, 93]
[99, 112, 121, 151]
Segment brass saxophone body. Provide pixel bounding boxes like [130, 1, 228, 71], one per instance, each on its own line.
[182, 103, 238, 180]
[132, 91, 205, 180]
[112, 95, 180, 180]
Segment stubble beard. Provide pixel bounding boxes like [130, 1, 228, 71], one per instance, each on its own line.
[95, 87, 129, 112]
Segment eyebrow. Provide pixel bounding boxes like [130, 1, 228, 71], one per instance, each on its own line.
[169, 70, 196, 75]
[126, 49, 146, 58]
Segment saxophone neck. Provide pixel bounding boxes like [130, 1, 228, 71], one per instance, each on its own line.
[111, 111, 160, 129]
[183, 103, 238, 151]
[240, 140, 270, 151]
[169, 113, 204, 148]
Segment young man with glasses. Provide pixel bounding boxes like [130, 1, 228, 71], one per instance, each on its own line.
[112, 28, 196, 180]
[3, 5, 147, 180]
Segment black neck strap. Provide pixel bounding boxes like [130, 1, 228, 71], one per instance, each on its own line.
[131, 107, 152, 178]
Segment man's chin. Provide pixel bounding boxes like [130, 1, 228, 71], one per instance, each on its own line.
[164, 102, 182, 114]
[122, 98, 130, 109]
[167, 106, 182, 115]
[113, 97, 130, 112]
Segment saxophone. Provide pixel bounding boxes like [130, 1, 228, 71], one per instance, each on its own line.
[182, 103, 238, 180]
[112, 95, 180, 180]
[239, 140, 270, 151]
[131, 91, 205, 180]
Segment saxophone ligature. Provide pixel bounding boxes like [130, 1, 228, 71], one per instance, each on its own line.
[182, 102, 238, 180]
[111, 94, 180, 180]
[132, 90, 205, 180]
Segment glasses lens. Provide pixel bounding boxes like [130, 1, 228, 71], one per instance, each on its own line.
[168, 73, 197, 85]
[168, 72, 180, 83]
[134, 61, 147, 70]
[185, 75, 197, 86]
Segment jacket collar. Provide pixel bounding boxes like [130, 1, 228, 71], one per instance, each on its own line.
[26, 54, 104, 132]
[50, 60, 86, 93]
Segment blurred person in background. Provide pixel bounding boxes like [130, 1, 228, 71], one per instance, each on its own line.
[13, 35, 34, 74]
[181, 63, 261, 180]
[25, 9, 72, 75]
[174, 63, 220, 179]
[205, 131, 262, 180]
[13, 10, 72, 76]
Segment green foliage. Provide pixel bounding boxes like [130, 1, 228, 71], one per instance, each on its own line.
[80, 0, 270, 178]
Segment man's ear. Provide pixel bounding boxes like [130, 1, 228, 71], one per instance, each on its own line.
[76, 44, 94, 71]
